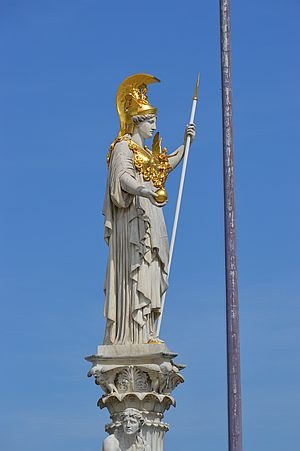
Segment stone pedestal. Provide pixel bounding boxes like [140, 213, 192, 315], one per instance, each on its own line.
[86, 344, 184, 450]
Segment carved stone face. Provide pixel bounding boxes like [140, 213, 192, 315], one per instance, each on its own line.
[121, 414, 140, 435]
[137, 117, 157, 139]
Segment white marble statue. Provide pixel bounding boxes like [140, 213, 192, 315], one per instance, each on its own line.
[103, 74, 195, 345]
[102, 408, 150, 451]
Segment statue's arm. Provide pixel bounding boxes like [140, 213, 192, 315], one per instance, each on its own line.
[111, 141, 166, 206]
[168, 123, 196, 170]
[168, 145, 184, 170]
[120, 173, 158, 204]
[109, 141, 156, 206]
[111, 141, 148, 199]
[116, 144, 163, 206]
[120, 173, 145, 196]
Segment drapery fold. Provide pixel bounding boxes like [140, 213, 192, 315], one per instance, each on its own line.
[102, 141, 169, 344]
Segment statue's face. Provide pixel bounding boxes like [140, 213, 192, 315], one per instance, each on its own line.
[122, 414, 140, 435]
[137, 117, 157, 139]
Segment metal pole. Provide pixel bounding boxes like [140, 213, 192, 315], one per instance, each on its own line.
[219, 1, 243, 451]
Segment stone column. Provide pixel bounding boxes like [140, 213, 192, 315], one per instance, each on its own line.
[86, 343, 184, 450]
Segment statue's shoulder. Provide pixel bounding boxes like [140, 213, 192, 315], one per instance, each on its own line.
[102, 433, 120, 451]
[114, 137, 131, 151]
[108, 136, 132, 162]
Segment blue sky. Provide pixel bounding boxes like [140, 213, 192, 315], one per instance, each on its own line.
[1, 1, 299, 450]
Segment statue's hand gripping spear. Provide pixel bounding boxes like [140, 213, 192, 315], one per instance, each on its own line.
[156, 74, 200, 337]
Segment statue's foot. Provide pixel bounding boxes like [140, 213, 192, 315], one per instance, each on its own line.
[147, 337, 165, 344]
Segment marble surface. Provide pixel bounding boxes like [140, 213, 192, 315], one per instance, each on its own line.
[86, 342, 184, 450]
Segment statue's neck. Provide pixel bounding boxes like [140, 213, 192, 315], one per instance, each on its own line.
[118, 432, 137, 449]
[131, 130, 144, 148]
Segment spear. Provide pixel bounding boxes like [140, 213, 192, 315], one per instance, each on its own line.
[156, 74, 200, 336]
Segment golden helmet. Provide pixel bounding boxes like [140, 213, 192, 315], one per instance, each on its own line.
[116, 73, 160, 136]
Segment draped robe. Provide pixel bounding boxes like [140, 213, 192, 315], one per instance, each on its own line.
[102, 140, 169, 344]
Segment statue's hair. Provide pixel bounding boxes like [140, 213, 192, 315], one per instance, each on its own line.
[119, 408, 144, 424]
[132, 114, 156, 125]
[106, 408, 144, 433]
[105, 409, 149, 448]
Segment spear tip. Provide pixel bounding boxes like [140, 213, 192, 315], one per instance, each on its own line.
[193, 73, 200, 100]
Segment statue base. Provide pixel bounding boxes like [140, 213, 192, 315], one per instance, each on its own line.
[86, 343, 185, 450]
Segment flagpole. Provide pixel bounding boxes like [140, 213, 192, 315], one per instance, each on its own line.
[219, 1, 243, 450]
[156, 74, 200, 337]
